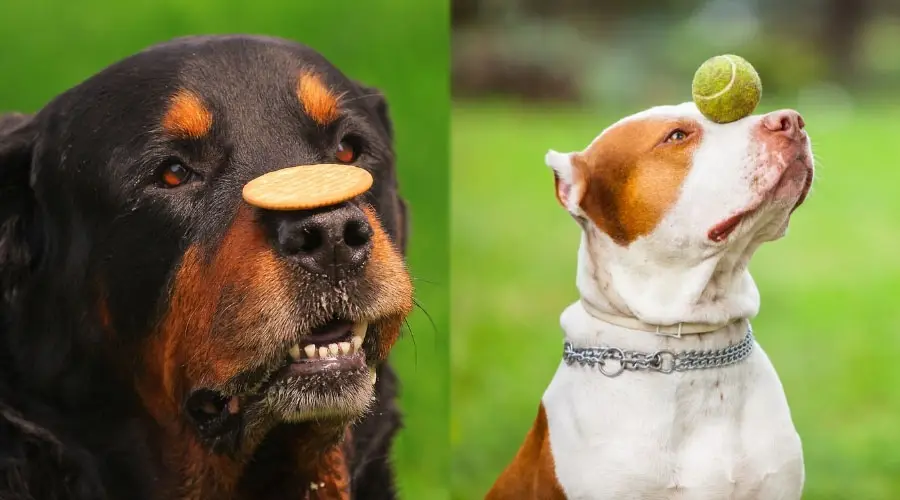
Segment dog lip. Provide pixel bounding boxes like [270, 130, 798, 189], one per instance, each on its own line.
[708, 156, 813, 242]
[789, 162, 814, 213]
[285, 350, 366, 376]
[252, 349, 367, 395]
[708, 212, 747, 242]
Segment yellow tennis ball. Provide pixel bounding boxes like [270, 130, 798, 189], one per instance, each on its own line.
[691, 54, 762, 123]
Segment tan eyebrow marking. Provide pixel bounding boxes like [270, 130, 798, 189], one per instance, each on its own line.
[576, 117, 701, 245]
[162, 90, 213, 139]
[297, 71, 341, 125]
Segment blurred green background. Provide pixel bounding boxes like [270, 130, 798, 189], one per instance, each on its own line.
[0, 1, 448, 499]
[452, 0, 900, 499]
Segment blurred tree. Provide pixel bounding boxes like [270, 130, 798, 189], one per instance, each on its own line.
[452, 0, 478, 27]
[452, 0, 900, 102]
[821, 0, 868, 84]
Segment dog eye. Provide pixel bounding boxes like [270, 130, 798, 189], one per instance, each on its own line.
[159, 163, 194, 188]
[335, 137, 360, 164]
[665, 129, 689, 143]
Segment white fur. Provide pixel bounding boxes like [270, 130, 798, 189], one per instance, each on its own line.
[542, 102, 809, 499]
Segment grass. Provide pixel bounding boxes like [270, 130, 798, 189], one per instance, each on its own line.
[451, 101, 900, 499]
[0, 2, 448, 498]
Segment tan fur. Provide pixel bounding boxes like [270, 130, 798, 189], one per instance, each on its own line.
[162, 90, 213, 139]
[574, 118, 702, 245]
[298, 72, 342, 125]
[361, 205, 413, 360]
[486, 404, 566, 500]
[135, 206, 291, 497]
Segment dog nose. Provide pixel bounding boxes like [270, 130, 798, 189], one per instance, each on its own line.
[268, 203, 372, 279]
[761, 109, 805, 140]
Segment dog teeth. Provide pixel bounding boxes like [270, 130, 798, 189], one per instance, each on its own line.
[290, 328, 367, 362]
[368, 367, 377, 386]
[351, 321, 369, 342]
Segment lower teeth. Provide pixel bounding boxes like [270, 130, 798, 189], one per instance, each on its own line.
[288, 333, 365, 362]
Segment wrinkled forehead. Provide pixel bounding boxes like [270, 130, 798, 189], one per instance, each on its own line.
[32, 37, 366, 182]
[578, 102, 707, 160]
[169, 37, 352, 112]
[40, 36, 356, 139]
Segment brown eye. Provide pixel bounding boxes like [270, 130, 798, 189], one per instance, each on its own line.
[160, 163, 193, 187]
[335, 138, 359, 164]
[665, 129, 689, 143]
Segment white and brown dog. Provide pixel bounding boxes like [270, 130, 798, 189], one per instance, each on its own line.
[487, 102, 812, 500]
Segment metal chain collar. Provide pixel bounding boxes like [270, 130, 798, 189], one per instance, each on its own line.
[563, 328, 754, 377]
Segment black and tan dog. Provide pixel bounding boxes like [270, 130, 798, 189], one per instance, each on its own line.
[0, 35, 414, 499]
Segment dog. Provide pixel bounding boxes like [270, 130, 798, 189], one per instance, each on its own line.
[487, 102, 812, 500]
[0, 35, 414, 499]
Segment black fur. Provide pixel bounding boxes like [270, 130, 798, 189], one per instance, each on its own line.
[0, 35, 408, 499]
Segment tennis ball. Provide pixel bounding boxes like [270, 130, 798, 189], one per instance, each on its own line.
[691, 55, 762, 123]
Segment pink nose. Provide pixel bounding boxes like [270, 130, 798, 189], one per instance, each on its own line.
[761, 109, 805, 141]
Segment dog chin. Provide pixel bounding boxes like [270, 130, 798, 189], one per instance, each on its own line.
[230, 365, 377, 453]
[263, 365, 377, 423]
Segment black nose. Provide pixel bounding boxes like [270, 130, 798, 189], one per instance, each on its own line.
[266, 203, 372, 280]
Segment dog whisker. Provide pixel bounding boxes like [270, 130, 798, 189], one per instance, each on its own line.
[401, 317, 417, 369]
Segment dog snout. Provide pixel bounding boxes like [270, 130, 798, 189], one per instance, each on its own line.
[761, 109, 805, 142]
[267, 203, 373, 279]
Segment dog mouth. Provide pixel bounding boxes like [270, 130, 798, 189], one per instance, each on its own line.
[232, 317, 374, 399]
[273, 319, 369, 380]
[185, 317, 378, 450]
[708, 157, 813, 242]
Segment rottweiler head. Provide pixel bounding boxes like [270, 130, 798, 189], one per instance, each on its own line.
[0, 35, 413, 462]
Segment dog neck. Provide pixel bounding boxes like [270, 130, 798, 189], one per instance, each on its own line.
[153, 418, 351, 500]
[575, 227, 762, 329]
[561, 300, 750, 352]
[134, 372, 350, 500]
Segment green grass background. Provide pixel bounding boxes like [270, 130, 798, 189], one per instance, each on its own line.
[0, 2, 448, 498]
[451, 101, 900, 499]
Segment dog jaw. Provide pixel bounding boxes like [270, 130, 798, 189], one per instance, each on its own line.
[548, 102, 814, 327]
[136, 202, 412, 456]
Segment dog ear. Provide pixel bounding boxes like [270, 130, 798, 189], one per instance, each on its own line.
[394, 195, 408, 254]
[545, 149, 585, 214]
[354, 82, 394, 141]
[0, 113, 38, 303]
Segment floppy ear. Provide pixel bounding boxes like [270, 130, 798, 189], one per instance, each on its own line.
[354, 83, 408, 254]
[0, 113, 38, 303]
[545, 149, 584, 214]
[355, 82, 394, 141]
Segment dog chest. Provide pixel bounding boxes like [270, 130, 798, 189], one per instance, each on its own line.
[542, 355, 804, 500]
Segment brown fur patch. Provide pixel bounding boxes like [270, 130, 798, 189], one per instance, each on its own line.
[138, 206, 287, 417]
[486, 403, 566, 500]
[297, 71, 341, 125]
[573, 117, 702, 245]
[162, 90, 213, 139]
[306, 442, 351, 499]
[235, 424, 352, 499]
[135, 206, 290, 496]
[361, 205, 413, 361]
[93, 281, 114, 339]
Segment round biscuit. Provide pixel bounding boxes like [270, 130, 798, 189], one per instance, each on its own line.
[242, 164, 373, 210]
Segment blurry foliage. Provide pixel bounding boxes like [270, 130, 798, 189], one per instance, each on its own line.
[453, 0, 900, 105]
